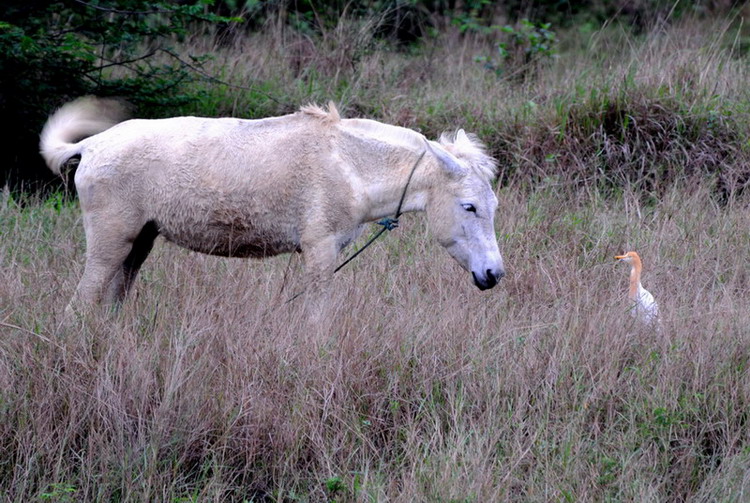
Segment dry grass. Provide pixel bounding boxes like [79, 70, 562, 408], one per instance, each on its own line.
[174, 14, 750, 199]
[3, 10, 750, 502]
[493, 16, 750, 196]
[1, 184, 749, 501]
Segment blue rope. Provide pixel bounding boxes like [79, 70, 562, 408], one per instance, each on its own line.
[377, 217, 399, 231]
[333, 149, 426, 273]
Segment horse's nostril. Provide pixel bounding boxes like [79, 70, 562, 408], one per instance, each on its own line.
[483, 269, 498, 288]
[486, 268, 502, 284]
[483, 268, 505, 287]
[473, 269, 503, 290]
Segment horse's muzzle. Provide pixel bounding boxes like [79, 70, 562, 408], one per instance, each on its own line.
[472, 268, 505, 290]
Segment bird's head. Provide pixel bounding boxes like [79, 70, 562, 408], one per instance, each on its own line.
[615, 251, 641, 264]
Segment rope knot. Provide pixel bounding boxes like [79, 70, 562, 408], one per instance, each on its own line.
[377, 217, 399, 231]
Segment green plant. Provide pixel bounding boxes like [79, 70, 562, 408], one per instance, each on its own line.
[0, 1, 238, 191]
[325, 475, 347, 499]
[39, 483, 77, 502]
[499, 19, 557, 61]
[473, 19, 557, 77]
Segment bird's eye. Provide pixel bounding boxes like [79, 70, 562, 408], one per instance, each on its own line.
[462, 203, 477, 214]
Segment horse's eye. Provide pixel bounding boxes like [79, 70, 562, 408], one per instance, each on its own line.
[462, 203, 477, 214]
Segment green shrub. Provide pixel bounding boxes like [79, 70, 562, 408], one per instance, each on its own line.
[0, 1, 236, 191]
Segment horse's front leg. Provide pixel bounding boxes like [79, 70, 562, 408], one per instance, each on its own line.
[299, 234, 340, 328]
[301, 234, 339, 293]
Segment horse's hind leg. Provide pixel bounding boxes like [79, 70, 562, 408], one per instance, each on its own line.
[112, 221, 159, 302]
[67, 216, 155, 315]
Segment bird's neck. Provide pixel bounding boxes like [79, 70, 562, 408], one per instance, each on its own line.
[629, 262, 643, 300]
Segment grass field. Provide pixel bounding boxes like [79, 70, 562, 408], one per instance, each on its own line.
[2, 184, 749, 501]
[2, 9, 750, 503]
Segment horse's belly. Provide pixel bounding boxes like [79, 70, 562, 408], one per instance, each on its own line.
[155, 210, 301, 258]
[159, 226, 300, 257]
[146, 177, 304, 258]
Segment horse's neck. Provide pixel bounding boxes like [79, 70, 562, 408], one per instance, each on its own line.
[360, 168, 431, 222]
[341, 130, 435, 222]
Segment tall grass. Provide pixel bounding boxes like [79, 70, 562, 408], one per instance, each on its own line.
[2, 183, 749, 501]
[173, 13, 750, 196]
[3, 10, 750, 502]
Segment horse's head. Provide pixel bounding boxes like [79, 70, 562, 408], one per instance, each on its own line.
[425, 131, 505, 290]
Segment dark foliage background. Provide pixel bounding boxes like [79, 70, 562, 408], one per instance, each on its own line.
[0, 0, 228, 191]
[0, 0, 742, 191]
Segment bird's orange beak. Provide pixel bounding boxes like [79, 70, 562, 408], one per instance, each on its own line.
[614, 255, 627, 260]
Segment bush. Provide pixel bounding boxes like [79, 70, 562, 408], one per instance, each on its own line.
[0, 0, 235, 191]
[495, 84, 750, 199]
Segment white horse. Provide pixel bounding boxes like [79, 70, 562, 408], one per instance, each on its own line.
[40, 97, 505, 312]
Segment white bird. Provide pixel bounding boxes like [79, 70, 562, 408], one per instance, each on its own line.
[615, 251, 659, 325]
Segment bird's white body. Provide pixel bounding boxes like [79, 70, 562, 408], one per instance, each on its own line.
[615, 251, 660, 326]
[633, 283, 659, 324]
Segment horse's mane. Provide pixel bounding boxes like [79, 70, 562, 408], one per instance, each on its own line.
[439, 130, 498, 181]
[301, 102, 497, 181]
[300, 101, 341, 123]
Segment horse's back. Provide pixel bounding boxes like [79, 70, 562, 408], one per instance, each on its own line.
[73, 112, 323, 258]
[80, 114, 308, 167]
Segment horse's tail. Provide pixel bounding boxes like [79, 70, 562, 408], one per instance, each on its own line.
[39, 96, 129, 176]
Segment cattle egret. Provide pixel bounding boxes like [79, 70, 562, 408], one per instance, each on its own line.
[615, 251, 659, 324]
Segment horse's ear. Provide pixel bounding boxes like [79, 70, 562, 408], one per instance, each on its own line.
[455, 129, 477, 151]
[424, 139, 467, 178]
